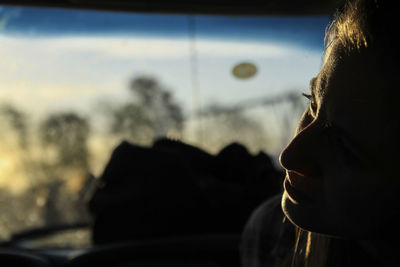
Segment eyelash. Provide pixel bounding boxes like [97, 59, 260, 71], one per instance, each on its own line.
[302, 92, 317, 114]
[301, 92, 312, 101]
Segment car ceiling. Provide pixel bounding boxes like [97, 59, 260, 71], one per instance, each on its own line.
[0, 0, 343, 16]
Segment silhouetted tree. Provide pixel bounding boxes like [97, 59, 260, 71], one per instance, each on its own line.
[38, 112, 92, 225]
[195, 104, 268, 153]
[110, 103, 154, 143]
[0, 106, 92, 237]
[40, 112, 90, 169]
[0, 104, 29, 149]
[108, 76, 184, 143]
[193, 92, 307, 154]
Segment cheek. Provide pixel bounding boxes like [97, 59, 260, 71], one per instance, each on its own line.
[321, 172, 354, 216]
[322, 166, 381, 208]
[321, 168, 400, 236]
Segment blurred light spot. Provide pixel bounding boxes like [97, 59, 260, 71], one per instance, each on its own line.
[232, 62, 257, 79]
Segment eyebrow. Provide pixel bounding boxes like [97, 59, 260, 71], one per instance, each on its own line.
[309, 77, 317, 95]
[308, 77, 319, 103]
[310, 74, 329, 100]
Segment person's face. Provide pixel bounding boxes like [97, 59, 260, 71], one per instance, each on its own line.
[280, 43, 400, 239]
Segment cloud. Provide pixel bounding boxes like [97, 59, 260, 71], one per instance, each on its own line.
[0, 35, 298, 60]
[0, 33, 322, 116]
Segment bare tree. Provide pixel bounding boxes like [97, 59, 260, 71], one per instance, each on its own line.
[107, 76, 184, 143]
[0, 104, 29, 149]
[40, 112, 90, 169]
[194, 103, 268, 153]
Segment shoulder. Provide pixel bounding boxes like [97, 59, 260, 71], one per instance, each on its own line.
[244, 194, 285, 233]
[241, 194, 295, 267]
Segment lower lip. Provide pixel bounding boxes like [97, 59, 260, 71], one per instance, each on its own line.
[284, 178, 314, 204]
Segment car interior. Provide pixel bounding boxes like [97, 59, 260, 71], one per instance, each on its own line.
[0, 0, 338, 266]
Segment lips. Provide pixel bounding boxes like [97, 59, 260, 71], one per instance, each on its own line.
[283, 171, 318, 203]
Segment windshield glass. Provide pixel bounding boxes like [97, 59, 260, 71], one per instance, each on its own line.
[0, 5, 329, 246]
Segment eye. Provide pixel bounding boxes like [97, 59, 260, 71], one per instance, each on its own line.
[302, 92, 317, 115]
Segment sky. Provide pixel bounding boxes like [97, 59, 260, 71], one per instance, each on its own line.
[0, 5, 330, 115]
[0, 5, 329, 47]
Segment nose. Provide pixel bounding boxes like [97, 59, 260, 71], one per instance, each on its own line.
[279, 117, 323, 176]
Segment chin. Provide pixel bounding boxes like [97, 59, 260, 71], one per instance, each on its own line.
[282, 191, 393, 241]
[281, 192, 311, 229]
[281, 192, 331, 235]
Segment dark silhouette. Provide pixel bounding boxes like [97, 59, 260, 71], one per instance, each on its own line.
[87, 140, 211, 244]
[241, 194, 295, 267]
[87, 138, 284, 244]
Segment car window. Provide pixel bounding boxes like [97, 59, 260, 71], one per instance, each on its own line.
[0, 5, 329, 247]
